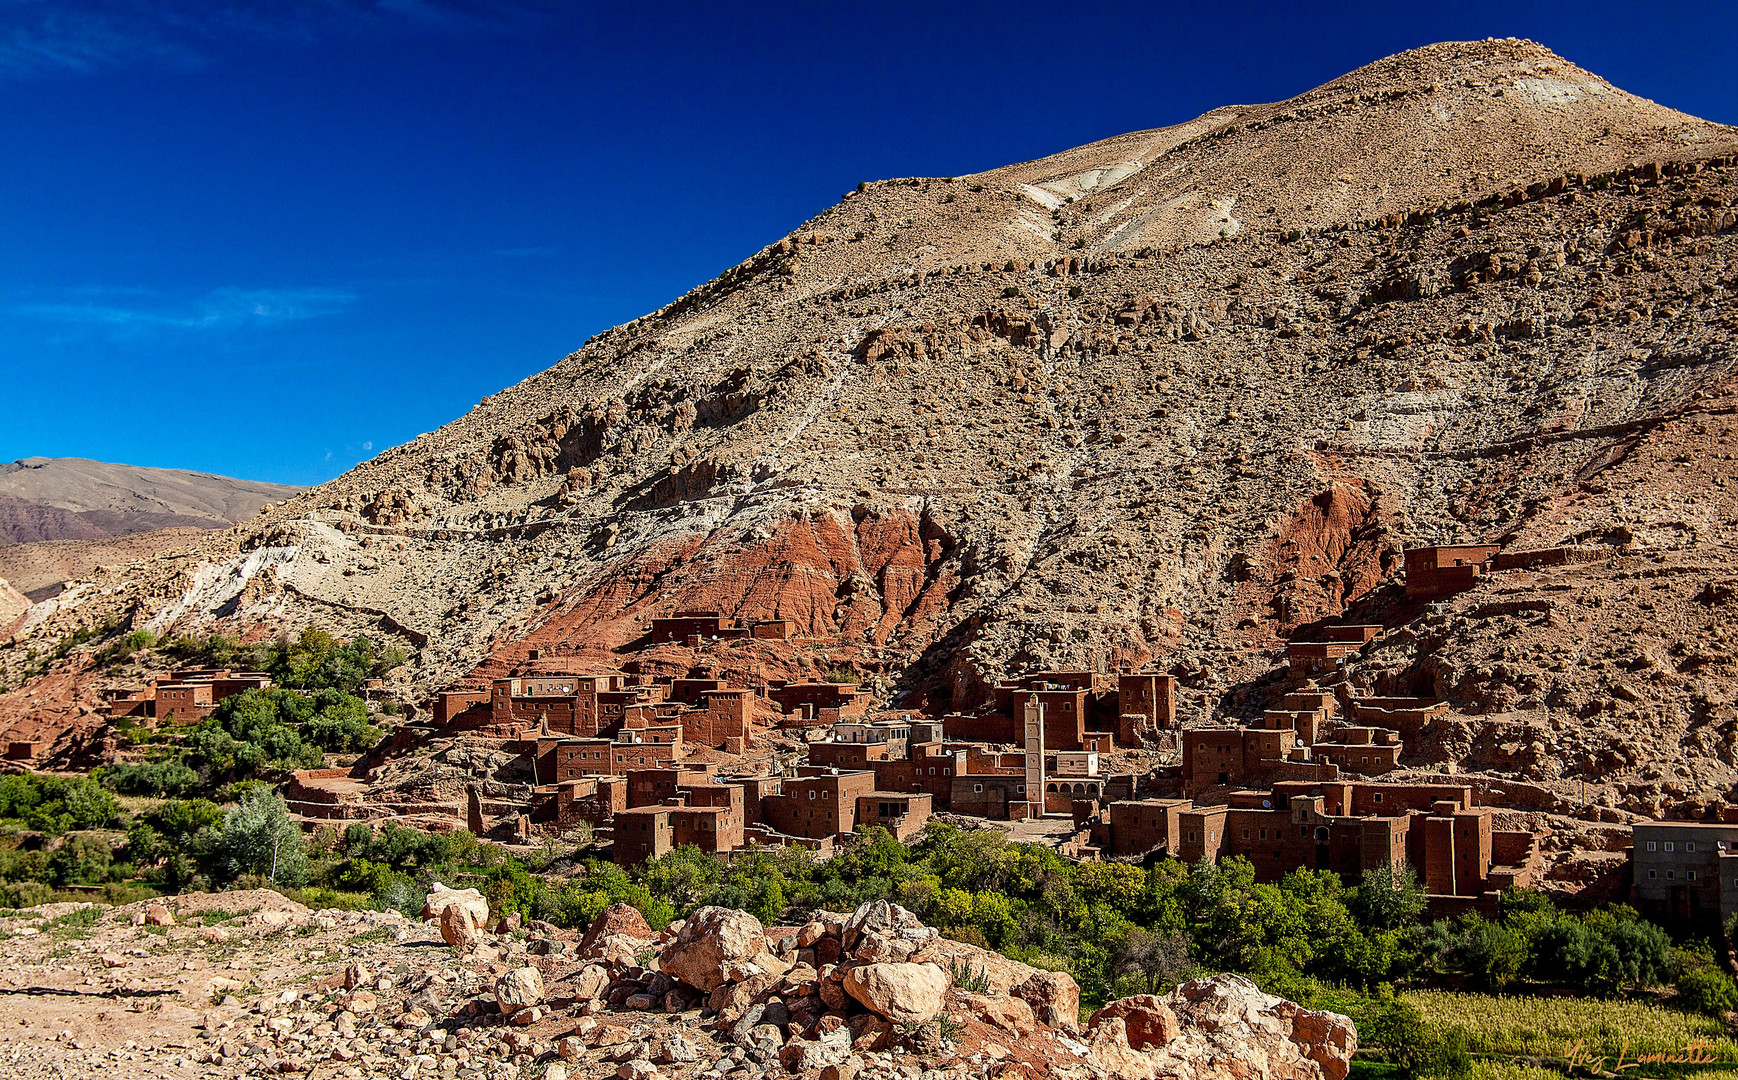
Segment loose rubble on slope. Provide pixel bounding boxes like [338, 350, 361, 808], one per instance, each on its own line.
[0, 891, 1353, 1080]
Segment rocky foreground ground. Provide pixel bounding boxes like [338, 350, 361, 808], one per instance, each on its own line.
[0, 889, 1354, 1080]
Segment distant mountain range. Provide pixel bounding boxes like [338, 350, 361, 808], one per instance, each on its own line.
[0, 457, 302, 546]
[0, 457, 303, 602]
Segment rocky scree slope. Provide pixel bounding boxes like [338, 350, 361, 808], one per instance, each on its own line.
[6, 39, 1738, 805]
[0, 889, 1355, 1080]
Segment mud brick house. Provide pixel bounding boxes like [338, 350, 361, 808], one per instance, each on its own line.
[854, 792, 933, 841]
[1163, 780, 1536, 903]
[1043, 774, 1109, 813]
[1285, 641, 1362, 682]
[648, 611, 742, 644]
[553, 739, 615, 781]
[809, 740, 893, 769]
[761, 769, 879, 838]
[1342, 693, 1449, 749]
[750, 619, 795, 640]
[1262, 708, 1326, 746]
[830, 719, 912, 744]
[731, 775, 782, 827]
[1310, 728, 1403, 775]
[950, 774, 1037, 820]
[1117, 671, 1178, 744]
[1631, 822, 1738, 930]
[1319, 625, 1384, 645]
[668, 801, 744, 856]
[487, 674, 630, 737]
[949, 690, 1117, 752]
[908, 720, 946, 743]
[1404, 545, 1501, 600]
[769, 681, 870, 724]
[542, 775, 625, 826]
[1182, 726, 1340, 795]
[681, 689, 752, 749]
[646, 611, 796, 646]
[1090, 798, 1192, 856]
[100, 685, 153, 718]
[610, 728, 685, 771]
[434, 690, 492, 726]
[667, 676, 726, 705]
[869, 744, 965, 806]
[613, 805, 676, 865]
[126, 668, 274, 723]
[627, 765, 717, 808]
[150, 680, 215, 721]
[1286, 684, 1338, 722]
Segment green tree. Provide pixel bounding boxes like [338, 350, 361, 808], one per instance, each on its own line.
[208, 789, 306, 887]
[1353, 863, 1427, 930]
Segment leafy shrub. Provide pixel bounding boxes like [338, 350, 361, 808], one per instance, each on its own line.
[1675, 966, 1738, 1016]
[107, 760, 199, 797]
[0, 773, 122, 835]
[0, 880, 54, 909]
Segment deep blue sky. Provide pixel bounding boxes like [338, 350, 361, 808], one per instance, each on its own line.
[3, 1, 1733, 486]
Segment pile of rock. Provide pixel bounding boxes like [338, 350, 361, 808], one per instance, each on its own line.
[464, 897, 1358, 1080]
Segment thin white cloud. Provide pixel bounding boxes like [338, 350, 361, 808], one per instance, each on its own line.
[17, 285, 356, 335]
[0, 1, 552, 79]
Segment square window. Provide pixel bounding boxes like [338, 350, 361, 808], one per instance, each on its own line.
[1648, 869, 1657, 879]
[1667, 870, 1675, 879]
[1647, 840, 1657, 851]
[1665, 842, 1675, 852]
[1687, 842, 1697, 852]
[974, 784, 984, 793]
[1689, 870, 1699, 881]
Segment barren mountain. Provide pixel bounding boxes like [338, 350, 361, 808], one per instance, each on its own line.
[0, 457, 302, 545]
[6, 39, 1738, 816]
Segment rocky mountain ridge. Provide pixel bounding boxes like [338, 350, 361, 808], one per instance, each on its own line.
[4, 38, 1738, 814]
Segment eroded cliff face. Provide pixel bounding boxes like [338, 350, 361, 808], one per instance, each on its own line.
[7, 39, 1738, 805]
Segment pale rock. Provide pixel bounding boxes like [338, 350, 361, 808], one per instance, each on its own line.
[421, 883, 490, 932]
[495, 967, 545, 1016]
[659, 906, 783, 993]
[1089, 994, 1178, 1049]
[841, 962, 949, 1025]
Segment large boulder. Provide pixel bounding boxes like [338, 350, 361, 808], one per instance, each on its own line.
[580, 903, 653, 956]
[495, 967, 546, 1016]
[1085, 975, 1356, 1080]
[1013, 969, 1082, 1032]
[660, 906, 788, 993]
[840, 962, 949, 1025]
[1089, 994, 1178, 1049]
[422, 883, 490, 931]
[441, 904, 485, 952]
[912, 934, 1080, 1027]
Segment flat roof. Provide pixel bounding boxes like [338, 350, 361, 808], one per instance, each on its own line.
[1633, 821, 1738, 831]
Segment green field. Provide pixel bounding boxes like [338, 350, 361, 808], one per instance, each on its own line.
[1405, 990, 1738, 1080]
